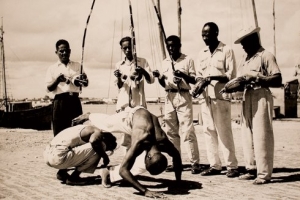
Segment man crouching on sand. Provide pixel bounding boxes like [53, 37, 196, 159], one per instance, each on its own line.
[43, 125, 117, 185]
[72, 106, 183, 199]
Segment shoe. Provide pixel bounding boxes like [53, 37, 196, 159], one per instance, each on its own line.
[191, 164, 202, 174]
[165, 165, 174, 172]
[226, 169, 240, 178]
[200, 167, 221, 176]
[56, 169, 69, 182]
[253, 178, 271, 185]
[238, 173, 256, 180]
[66, 177, 88, 186]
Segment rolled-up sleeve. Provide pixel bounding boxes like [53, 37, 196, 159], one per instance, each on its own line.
[224, 48, 237, 80]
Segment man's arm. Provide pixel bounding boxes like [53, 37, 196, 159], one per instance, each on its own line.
[119, 139, 148, 194]
[257, 73, 282, 88]
[153, 70, 166, 88]
[173, 70, 196, 84]
[158, 138, 182, 182]
[47, 74, 67, 91]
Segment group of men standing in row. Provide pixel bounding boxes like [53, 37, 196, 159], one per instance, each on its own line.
[44, 21, 282, 197]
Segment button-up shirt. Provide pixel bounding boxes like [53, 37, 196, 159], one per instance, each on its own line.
[237, 47, 281, 78]
[45, 60, 86, 95]
[115, 57, 154, 111]
[196, 42, 236, 99]
[162, 53, 195, 90]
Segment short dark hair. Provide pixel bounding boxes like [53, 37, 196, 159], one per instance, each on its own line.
[145, 152, 168, 175]
[203, 22, 219, 34]
[119, 36, 132, 46]
[166, 35, 181, 46]
[56, 39, 70, 50]
[102, 132, 117, 152]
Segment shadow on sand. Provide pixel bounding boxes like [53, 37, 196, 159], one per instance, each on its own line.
[117, 175, 202, 197]
[271, 167, 300, 183]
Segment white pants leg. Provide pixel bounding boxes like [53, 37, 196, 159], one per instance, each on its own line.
[201, 98, 238, 170]
[165, 92, 200, 165]
[108, 151, 147, 183]
[242, 88, 274, 180]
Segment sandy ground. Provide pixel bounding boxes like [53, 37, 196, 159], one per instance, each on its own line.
[0, 119, 300, 200]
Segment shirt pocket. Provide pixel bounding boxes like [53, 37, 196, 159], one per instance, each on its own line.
[198, 58, 208, 71]
[247, 57, 262, 75]
[215, 59, 225, 71]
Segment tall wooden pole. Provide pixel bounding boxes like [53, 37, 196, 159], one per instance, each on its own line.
[273, 0, 276, 57]
[177, 0, 181, 39]
[0, 18, 8, 112]
[156, 0, 166, 59]
[250, 0, 261, 45]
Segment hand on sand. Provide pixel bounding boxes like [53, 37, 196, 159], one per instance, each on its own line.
[144, 190, 167, 199]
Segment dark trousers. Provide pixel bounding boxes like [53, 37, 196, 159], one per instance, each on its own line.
[52, 93, 83, 136]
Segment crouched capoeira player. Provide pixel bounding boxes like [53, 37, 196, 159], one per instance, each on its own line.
[43, 124, 117, 185]
[72, 106, 182, 199]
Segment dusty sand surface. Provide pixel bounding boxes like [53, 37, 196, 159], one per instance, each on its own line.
[0, 120, 300, 200]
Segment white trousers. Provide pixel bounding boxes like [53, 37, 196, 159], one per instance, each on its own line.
[164, 92, 200, 165]
[200, 98, 238, 170]
[43, 143, 100, 173]
[241, 88, 274, 180]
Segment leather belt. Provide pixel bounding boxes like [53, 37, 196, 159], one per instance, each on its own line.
[165, 89, 189, 93]
[55, 92, 79, 99]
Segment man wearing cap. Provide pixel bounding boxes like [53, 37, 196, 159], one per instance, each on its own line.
[72, 106, 182, 198]
[234, 26, 282, 184]
[193, 22, 239, 178]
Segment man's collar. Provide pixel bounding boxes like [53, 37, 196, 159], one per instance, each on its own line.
[204, 41, 224, 52]
[57, 60, 71, 66]
[165, 53, 185, 61]
[121, 57, 140, 65]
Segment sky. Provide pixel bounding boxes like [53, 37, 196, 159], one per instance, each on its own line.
[1, 0, 300, 99]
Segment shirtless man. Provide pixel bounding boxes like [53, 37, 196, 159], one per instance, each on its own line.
[72, 106, 182, 198]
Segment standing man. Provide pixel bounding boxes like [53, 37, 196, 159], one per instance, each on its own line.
[114, 36, 154, 148]
[193, 22, 239, 178]
[114, 36, 154, 112]
[45, 39, 88, 180]
[46, 39, 89, 136]
[153, 35, 202, 174]
[234, 26, 282, 184]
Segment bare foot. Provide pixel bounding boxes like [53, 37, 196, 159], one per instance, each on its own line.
[99, 168, 111, 188]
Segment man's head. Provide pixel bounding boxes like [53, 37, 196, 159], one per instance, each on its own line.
[202, 22, 219, 46]
[166, 35, 181, 57]
[101, 132, 117, 153]
[234, 26, 261, 56]
[119, 36, 133, 60]
[145, 151, 168, 175]
[55, 39, 71, 65]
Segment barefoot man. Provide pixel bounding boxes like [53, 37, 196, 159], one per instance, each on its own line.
[72, 106, 182, 199]
[43, 125, 117, 185]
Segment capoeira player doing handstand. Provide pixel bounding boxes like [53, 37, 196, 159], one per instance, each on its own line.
[72, 106, 182, 199]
